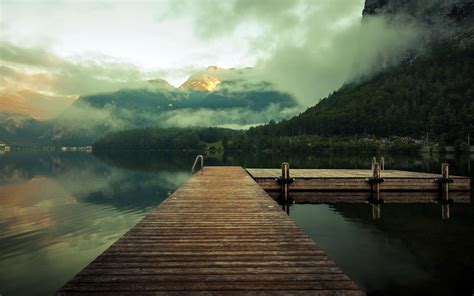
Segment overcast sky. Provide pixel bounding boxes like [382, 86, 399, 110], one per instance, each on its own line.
[1, 0, 364, 85]
[1, 0, 422, 108]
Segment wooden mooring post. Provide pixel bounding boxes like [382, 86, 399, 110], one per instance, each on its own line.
[380, 157, 385, 171]
[372, 162, 382, 201]
[281, 162, 290, 202]
[370, 158, 383, 219]
[276, 162, 294, 203]
[436, 163, 454, 203]
[441, 163, 449, 201]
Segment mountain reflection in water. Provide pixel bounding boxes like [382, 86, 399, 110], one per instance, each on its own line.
[0, 150, 472, 295]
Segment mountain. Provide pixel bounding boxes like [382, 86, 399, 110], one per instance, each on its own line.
[0, 88, 77, 120]
[1, 69, 298, 146]
[87, 0, 474, 152]
[244, 0, 474, 147]
[147, 78, 176, 91]
[179, 66, 250, 91]
[179, 66, 223, 91]
[0, 113, 47, 145]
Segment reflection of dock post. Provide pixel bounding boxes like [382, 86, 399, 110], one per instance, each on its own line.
[441, 204, 450, 220]
[371, 204, 381, 220]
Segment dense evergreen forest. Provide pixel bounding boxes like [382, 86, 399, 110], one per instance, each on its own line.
[94, 127, 241, 151]
[94, 127, 422, 154]
[94, 44, 473, 154]
[250, 44, 474, 145]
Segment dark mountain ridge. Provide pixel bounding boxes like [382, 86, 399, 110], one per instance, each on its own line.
[1, 79, 298, 146]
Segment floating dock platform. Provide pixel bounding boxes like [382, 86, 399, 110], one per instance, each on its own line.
[57, 167, 364, 295]
[246, 168, 471, 203]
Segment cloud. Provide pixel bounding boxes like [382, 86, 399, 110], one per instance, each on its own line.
[165, 0, 424, 105]
[157, 104, 300, 129]
[251, 14, 422, 105]
[164, 0, 303, 40]
[0, 41, 166, 96]
[2, 1, 424, 107]
[0, 42, 62, 67]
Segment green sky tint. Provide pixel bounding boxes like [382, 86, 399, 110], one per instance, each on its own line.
[166, 0, 422, 105]
[1, 0, 422, 106]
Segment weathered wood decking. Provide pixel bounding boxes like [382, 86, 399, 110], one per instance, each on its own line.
[247, 169, 471, 192]
[58, 167, 364, 295]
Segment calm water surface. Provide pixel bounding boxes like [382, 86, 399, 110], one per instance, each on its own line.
[0, 150, 473, 295]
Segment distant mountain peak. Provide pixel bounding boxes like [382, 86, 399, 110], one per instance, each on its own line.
[179, 66, 248, 91]
[148, 78, 175, 90]
[179, 66, 226, 91]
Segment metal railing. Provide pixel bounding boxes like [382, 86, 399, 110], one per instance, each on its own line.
[191, 155, 204, 174]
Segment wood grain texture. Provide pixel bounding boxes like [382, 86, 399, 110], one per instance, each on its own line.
[247, 169, 471, 193]
[57, 167, 364, 295]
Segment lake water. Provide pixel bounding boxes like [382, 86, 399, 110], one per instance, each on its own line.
[0, 150, 473, 295]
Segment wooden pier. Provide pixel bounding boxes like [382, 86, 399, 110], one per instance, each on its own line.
[57, 167, 364, 295]
[247, 168, 471, 203]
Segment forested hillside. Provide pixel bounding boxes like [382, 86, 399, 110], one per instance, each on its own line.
[249, 44, 474, 145]
[93, 44, 474, 153]
[94, 127, 241, 151]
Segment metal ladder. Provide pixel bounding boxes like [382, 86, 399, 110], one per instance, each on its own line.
[191, 155, 204, 174]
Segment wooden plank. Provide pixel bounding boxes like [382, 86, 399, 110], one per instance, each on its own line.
[247, 168, 471, 193]
[56, 291, 364, 296]
[247, 168, 468, 179]
[57, 167, 364, 295]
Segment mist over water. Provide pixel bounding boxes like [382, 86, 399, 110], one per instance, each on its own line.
[0, 150, 472, 295]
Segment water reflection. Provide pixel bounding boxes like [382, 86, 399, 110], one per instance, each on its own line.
[0, 150, 472, 296]
[441, 204, 450, 220]
[371, 204, 382, 220]
[0, 151, 191, 296]
[277, 199, 463, 221]
[289, 203, 474, 296]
